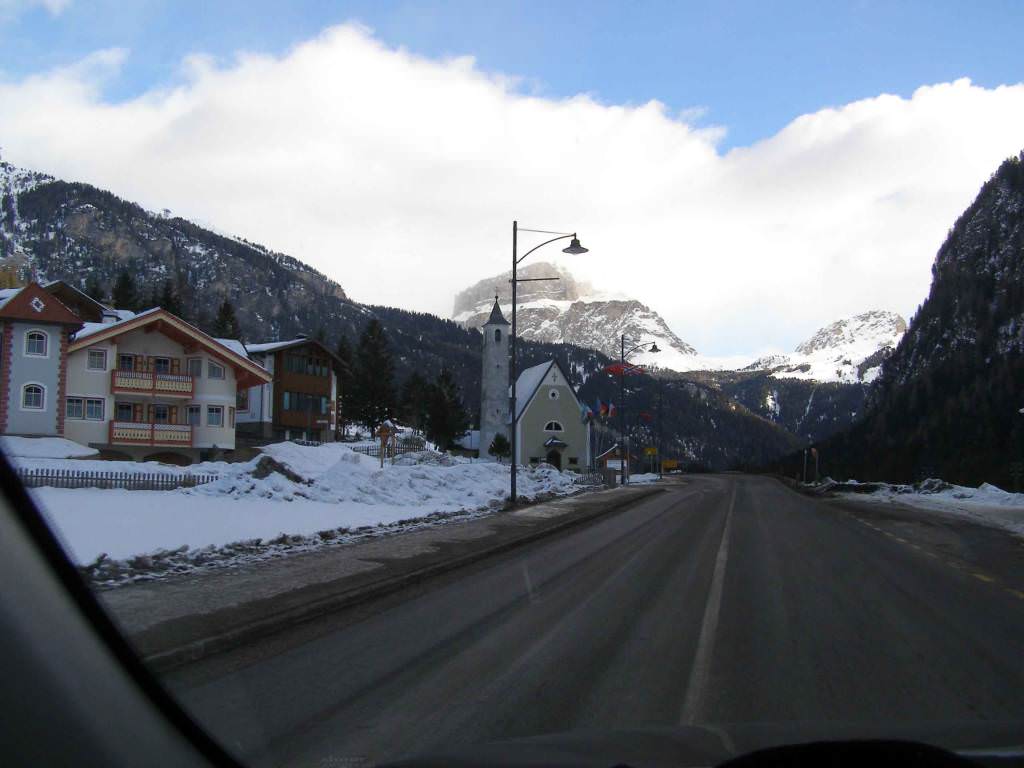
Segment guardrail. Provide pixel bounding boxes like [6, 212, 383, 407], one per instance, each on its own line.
[16, 467, 217, 491]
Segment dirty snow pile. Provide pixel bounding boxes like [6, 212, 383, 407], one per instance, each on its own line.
[834, 478, 1024, 536]
[31, 442, 578, 577]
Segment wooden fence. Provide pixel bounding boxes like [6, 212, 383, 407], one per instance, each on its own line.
[16, 467, 218, 491]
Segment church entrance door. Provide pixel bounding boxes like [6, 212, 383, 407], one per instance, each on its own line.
[545, 449, 562, 471]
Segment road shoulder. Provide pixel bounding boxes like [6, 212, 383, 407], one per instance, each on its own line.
[104, 483, 667, 670]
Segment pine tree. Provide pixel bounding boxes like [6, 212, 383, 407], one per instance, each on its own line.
[399, 371, 430, 433]
[212, 298, 243, 340]
[111, 270, 138, 311]
[488, 433, 511, 463]
[350, 318, 396, 432]
[424, 368, 470, 450]
[334, 335, 353, 437]
[84, 274, 105, 303]
[159, 280, 183, 317]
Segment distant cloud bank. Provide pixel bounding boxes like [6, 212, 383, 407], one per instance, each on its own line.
[2, 23, 1022, 354]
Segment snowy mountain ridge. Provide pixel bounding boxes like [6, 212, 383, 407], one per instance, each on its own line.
[454, 263, 906, 383]
[453, 262, 698, 362]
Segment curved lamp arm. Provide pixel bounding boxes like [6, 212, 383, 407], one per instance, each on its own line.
[516, 233, 574, 265]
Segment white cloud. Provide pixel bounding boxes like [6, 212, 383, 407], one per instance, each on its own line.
[0, 0, 71, 19]
[1, 24, 1022, 354]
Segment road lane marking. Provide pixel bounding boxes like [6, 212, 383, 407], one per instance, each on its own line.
[972, 572, 996, 583]
[680, 482, 736, 724]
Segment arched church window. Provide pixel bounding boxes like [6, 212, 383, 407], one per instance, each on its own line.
[544, 421, 564, 432]
[494, 328, 501, 343]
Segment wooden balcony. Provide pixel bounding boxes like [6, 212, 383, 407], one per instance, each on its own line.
[111, 369, 194, 397]
[109, 421, 193, 447]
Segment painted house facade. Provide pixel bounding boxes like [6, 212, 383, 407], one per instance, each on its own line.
[62, 309, 271, 462]
[0, 283, 84, 438]
[237, 337, 341, 443]
[512, 359, 590, 471]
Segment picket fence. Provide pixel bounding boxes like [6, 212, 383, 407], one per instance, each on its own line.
[16, 467, 217, 491]
[349, 441, 425, 459]
[571, 472, 605, 486]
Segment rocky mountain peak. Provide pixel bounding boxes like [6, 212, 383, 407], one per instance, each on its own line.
[795, 310, 908, 356]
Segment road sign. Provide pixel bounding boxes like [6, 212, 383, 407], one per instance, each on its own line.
[644, 447, 657, 456]
[661, 459, 678, 470]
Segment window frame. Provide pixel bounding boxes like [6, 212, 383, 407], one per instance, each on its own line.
[86, 348, 108, 372]
[153, 357, 172, 375]
[236, 388, 249, 412]
[544, 420, 565, 432]
[186, 358, 203, 379]
[207, 361, 226, 380]
[207, 405, 224, 427]
[85, 398, 105, 421]
[118, 354, 135, 372]
[24, 330, 49, 358]
[152, 404, 170, 424]
[186, 405, 202, 426]
[115, 402, 134, 422]
[65, 397, 84, 420]
[21, 383, 46, 410]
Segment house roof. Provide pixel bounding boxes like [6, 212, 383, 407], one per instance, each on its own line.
[69, 308, 271, 388]
[214, 338, 248, 359]
[42, 280, 111, 323]
[0, 282, 84, 328]
[511, 358, 582, 421]
[246, 336, 344, 366]
[483, 297, 509, 327]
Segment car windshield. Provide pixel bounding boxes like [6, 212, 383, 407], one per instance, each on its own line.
[2, 3, 1023, 767]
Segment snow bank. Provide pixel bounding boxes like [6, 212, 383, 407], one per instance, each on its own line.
[628, 473, 661, 484]
[835, 478, 1024, 536]
[31, 442, 579, 578]
[1, 436, 98, 459]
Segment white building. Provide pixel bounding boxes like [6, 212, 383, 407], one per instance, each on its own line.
[63, 308, 271, 463]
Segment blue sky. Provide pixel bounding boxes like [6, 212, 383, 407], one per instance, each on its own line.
[4, 0, 1023, 150]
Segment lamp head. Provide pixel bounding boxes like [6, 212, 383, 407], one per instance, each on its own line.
[562, 235, 589, 255]
[649, 342, 661, 353]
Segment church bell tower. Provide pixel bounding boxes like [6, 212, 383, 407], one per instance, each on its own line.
[479, 295, 510, 460]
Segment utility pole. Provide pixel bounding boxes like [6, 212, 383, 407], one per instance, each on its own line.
[510, 221, 518, 505]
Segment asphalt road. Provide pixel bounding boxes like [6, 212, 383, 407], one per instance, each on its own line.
[164, 475, 1024, 767]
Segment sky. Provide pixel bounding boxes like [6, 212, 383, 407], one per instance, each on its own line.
[1, 1, 1023, 355]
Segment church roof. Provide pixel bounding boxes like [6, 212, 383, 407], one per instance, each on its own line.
[484, 297, 509, 326]
[511, 358, 582, 422]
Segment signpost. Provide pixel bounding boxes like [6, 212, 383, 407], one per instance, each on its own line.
[377, 422, 394, 469]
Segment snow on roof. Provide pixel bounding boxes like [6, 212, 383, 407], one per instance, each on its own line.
[215, 338, 248, 358]
[245, 340, 297, 353]
[513, 360, 555, 420]
[73, 307, 162, 341]
[0, 287, 21, 310]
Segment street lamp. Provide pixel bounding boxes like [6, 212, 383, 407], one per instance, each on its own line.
[509, 221, 589, 505]
[618, 336, 660, 484]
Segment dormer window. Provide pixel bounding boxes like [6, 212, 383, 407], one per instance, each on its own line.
[24, 330, 48, 357]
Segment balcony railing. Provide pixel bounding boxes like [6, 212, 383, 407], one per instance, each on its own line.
[111, 369, 194, 397]
[109, 421, 193, 447]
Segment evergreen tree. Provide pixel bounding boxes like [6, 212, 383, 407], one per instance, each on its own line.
[111, 270, 138, 311]
[334, 335, 353, 437]
[84, 274, 105, 303]
[424, 368, 470, 449]
[351, 318, 396, 432]
[488, 433, 511, 463]
[212, 298, 243, 340]
[399, 371, 430, 434]
[159, 280, 183, 317]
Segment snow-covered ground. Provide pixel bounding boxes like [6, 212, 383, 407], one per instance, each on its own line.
[834, 478, 1024, 537]
[1, 436, 99, 459]
[29, 442, 579, 579]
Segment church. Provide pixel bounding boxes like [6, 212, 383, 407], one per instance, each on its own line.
[479, 298, 590, 470]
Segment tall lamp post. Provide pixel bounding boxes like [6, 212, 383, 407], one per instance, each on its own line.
[509, 221, 589, 504]
[618, 335, 660, 484]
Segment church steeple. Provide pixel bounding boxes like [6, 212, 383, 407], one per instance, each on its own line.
[479, 294, 510, 460]
[485, 295, 509, 326]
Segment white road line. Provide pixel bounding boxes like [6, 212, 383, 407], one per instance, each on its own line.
[680, 482, 736, 724]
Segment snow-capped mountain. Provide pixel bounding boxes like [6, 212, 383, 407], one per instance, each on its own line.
[453, 262, 700, 363]
[745, 310, 908, 383]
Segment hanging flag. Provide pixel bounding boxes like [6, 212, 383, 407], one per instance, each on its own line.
[604, 362, 645, 376]
[608, 401, 617, 418]
[597, 397, 608, 418]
